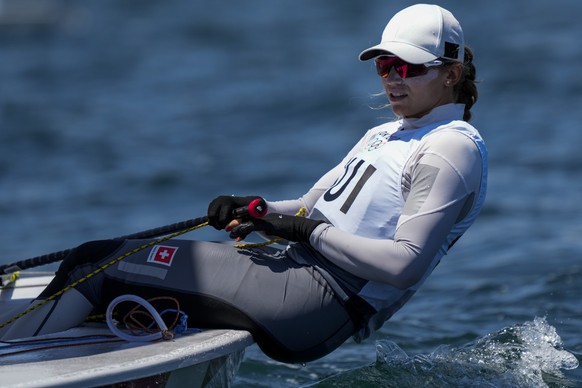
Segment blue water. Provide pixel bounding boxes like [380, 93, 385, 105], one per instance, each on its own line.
[1, 0, 581, 386]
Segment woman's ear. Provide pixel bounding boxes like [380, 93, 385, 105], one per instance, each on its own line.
[445, 63, 463, 87]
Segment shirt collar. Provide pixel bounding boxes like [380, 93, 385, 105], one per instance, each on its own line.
[399, 104, 465, 130]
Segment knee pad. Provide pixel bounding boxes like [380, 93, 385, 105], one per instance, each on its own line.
[73, 240, 125, 266]
[39, 240, 124, 300]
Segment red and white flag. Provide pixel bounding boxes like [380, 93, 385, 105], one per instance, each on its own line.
[147, 245, 178, 267]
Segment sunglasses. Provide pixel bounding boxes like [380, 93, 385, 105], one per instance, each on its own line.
[375, 56, 445, 79]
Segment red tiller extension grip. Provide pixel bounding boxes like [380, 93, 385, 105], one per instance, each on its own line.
[232, 198, 268, 219]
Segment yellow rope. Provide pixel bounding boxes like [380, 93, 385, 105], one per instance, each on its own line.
[0, 271, 21, 287]
[10, 272, 20, 284]
[233, 207, 307, 249]
[0, 222, 207, 330]
[0, 271, 20, 288]
[1, 208, 307, 329]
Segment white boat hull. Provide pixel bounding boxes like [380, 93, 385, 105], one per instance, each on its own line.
[0, 272, 254, 387]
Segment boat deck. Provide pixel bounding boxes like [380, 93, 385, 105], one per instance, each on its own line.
[0, 272, 254, 387]
[0, 325, 253, 387]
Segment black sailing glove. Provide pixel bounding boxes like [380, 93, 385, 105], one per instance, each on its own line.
[229, 213, 324, 243]
[207, 195, 267, 230]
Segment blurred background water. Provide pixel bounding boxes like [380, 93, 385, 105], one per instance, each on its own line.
[1, 0, 581, 386]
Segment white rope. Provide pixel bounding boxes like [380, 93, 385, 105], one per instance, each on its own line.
[106, 294, 170, 342]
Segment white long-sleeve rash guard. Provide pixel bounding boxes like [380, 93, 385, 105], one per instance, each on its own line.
[267, 105, 486, 291]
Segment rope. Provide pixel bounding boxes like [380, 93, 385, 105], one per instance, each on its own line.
[106, 295, 172, 342]
[0, 335, 124, 358]
[0, 271, 20, 288]
[0, 223, 205, 330]
[106, 295, 198, 342]
[0, 216, 209, 276]
[232, 207, 307, 249]
[0, 207, 307, 330]
[0, 297, 196, 357]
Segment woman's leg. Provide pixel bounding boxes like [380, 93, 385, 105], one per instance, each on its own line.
[1, 289, 94, 340]
[2, 238, 356, 363]
[0, 240, 124, 340]
[100, 239, 356, 363]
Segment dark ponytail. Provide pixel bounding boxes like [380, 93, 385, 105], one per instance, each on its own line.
[455, 46, 478, 122]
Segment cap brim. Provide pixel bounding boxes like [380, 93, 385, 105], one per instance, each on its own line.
[359, 42, 438, 64]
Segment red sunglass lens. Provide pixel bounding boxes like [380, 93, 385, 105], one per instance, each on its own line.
[375, 57, 428, 79]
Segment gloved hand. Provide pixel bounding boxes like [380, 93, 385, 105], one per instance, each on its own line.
[229, 213, 324, 243]
[207, 196, 267, 230]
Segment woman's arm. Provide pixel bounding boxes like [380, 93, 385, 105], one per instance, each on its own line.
[309, 132, 483, 289]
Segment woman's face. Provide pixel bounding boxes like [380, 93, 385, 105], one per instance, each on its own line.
[380, 63, 460, 119]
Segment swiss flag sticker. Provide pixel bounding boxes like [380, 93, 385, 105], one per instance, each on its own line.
[147, 245, 178, 267]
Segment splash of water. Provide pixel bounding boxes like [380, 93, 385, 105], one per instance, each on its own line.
[312, 317, 578, 387]
[377, 317, 578, 387]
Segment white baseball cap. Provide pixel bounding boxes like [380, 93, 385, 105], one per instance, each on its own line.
[359, 4, 464, 64]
